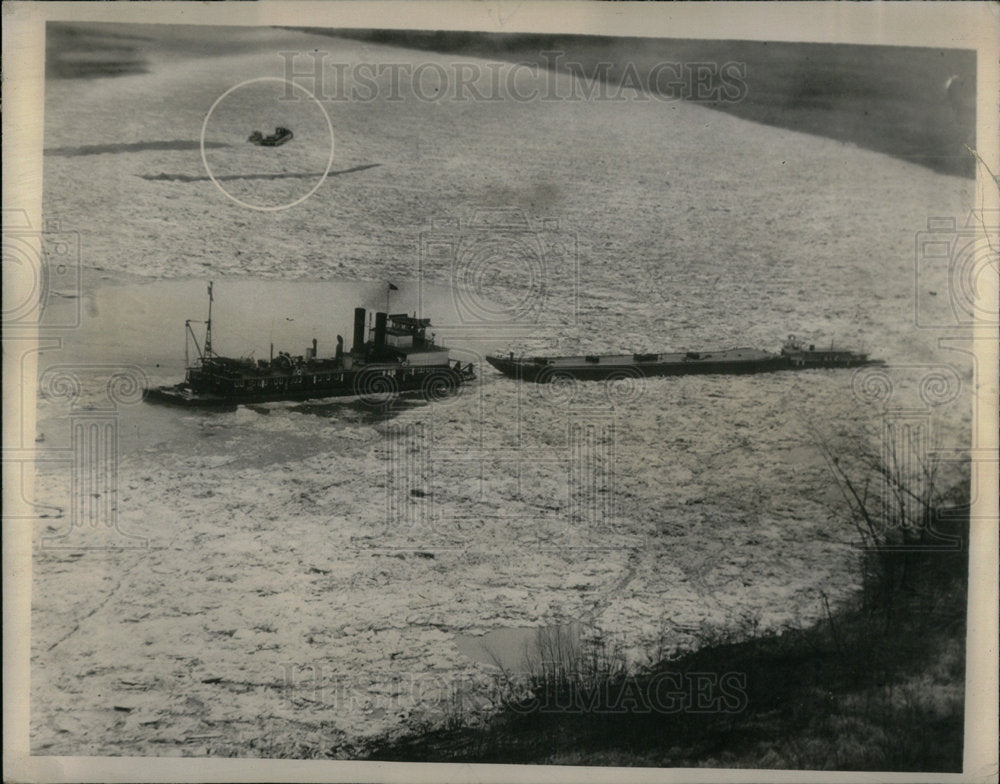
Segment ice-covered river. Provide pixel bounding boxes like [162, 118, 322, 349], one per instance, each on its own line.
[30, 26, 973, 757]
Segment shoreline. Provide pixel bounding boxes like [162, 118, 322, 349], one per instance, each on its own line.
[360, 503, 969, 769]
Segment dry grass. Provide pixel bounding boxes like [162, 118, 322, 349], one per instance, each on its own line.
[365, 453, 969, 771]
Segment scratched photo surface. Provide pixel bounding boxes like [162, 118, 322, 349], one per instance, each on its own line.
[29, 22, 980, 769]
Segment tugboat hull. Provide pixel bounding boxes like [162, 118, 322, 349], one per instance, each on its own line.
[146, 364, 472, 408]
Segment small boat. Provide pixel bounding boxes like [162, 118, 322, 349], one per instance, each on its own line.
[486, 335, 880, 383]
[778, 335, 877, 368]
[145, 282, 474, 407]
[248, 127, 293, 147]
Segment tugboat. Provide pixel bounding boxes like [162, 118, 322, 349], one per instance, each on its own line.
[486, 335, 878, 383]
[778, 335, 876, 368]
[248, 127, 294, 147]
[145, 283, 474, 407]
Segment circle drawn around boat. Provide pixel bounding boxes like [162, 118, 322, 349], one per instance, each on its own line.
[200, 77, 335, 212]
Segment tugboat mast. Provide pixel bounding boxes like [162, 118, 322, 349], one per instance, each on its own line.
[205, 281, 214, 358]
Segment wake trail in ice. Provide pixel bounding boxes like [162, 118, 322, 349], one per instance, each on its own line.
[45, 140, 231, 157]
[138, 164, 381, 183]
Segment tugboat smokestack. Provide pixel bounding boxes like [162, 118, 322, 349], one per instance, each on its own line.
[374, 312, 388, 350]
[352, 307, 366, 353]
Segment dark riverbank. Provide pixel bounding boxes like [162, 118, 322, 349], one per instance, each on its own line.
[49, 22, 978, 180]
[303, 30, 976, 180]
[364, 498, 969, 770]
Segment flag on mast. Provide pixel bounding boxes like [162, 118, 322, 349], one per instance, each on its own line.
[388, 283, 398, 291]
[208, 281, 213, 301]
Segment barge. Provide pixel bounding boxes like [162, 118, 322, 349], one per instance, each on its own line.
[485, 336, 879, 382]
